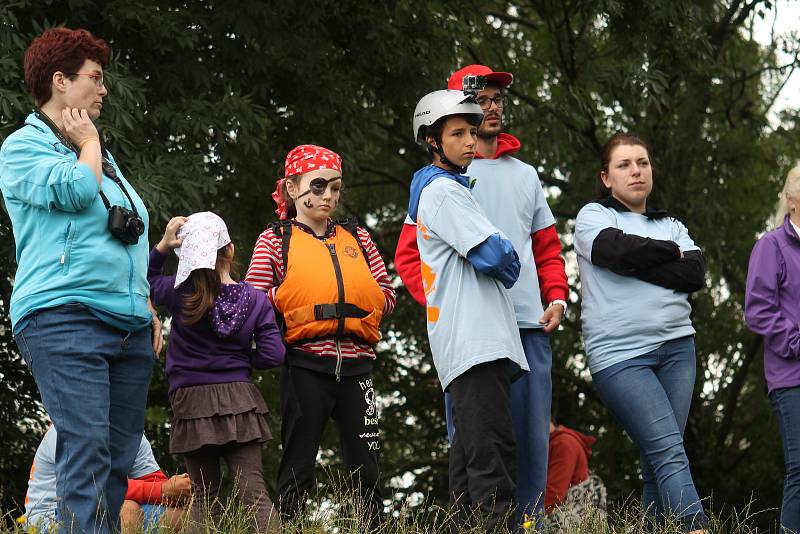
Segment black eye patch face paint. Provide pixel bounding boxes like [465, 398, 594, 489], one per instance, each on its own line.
[308, 178, 330, 196]
[296, 176, 342, 200]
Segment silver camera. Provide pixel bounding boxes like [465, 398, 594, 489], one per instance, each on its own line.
[462, 74, 487, 97]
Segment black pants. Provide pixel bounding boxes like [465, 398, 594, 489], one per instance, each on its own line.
[277, 365, 382, 526]
[448, 359, 517, 533]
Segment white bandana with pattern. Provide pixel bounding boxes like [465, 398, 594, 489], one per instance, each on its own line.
[174, 211, 231, 288]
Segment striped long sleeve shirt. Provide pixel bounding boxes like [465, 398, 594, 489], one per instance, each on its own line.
[245, 220, 395, 362]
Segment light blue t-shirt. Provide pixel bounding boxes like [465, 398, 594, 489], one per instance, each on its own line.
[574, 202, 699, 373]
[469, 157, 556, 327]
[25, 427, 160, 528]
[404, 157, 557, 327]
[416, 178, 528, 390]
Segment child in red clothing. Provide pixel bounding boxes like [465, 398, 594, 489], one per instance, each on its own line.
[25, 426, 191, 532]
[544, 422, 607, 529]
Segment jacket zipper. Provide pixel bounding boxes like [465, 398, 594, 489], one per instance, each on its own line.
[126, 247, 134, 316]
[335, 339, 343, 380]
[60, 221, 73, 273]
[326, 242, 346, 381]
[113, 172, 136, 317]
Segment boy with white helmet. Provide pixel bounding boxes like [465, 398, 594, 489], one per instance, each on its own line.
[409, 88, 528, 532]
[399, 65, 569, 529]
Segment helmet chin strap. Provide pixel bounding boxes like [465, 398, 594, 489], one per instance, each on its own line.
[431, 135, 468, 174]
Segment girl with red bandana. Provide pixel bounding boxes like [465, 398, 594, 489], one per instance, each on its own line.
[245, 145, 395, 526]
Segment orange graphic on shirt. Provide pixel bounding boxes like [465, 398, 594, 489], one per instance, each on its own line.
[417, 219, 431, 241]
[25, 461, 35, 505]
[420, 260, 439, 323]
[421, 260, 439, 323]
[417, 217, 440, 322]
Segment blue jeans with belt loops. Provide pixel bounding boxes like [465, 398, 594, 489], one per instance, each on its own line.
[771, 386, 800, 534]
[591, 336, 708, 532]
[15, 303, 154, 534]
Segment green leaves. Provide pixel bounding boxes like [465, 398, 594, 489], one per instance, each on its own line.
[0, 0, 798, 526]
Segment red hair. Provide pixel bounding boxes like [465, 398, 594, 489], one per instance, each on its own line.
[24, 28, 110, 106]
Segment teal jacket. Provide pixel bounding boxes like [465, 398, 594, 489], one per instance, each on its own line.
[0, 112, 151, 334]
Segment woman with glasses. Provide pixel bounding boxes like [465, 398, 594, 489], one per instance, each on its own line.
[0, 28, 158, 534]
[245, 144, 395, 527]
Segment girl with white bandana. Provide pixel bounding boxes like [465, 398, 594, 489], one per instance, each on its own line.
[148, 211, 286, 533]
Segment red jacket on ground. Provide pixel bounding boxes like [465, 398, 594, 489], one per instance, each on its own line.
[545, 425, 596, 512]
[395, 133, 567, 307]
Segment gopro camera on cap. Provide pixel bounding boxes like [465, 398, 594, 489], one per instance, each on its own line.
[461, 74, 487, 97]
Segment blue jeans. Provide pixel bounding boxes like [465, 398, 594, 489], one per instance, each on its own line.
[771, 386, 800, 534]
[15, 304, 154, 533]
[446, 329, 552, 526]
[140, 504, 166, 531]
[591, 336, 708, 532]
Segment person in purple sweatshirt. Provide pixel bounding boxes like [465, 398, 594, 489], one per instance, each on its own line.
[148, 211, 285, 533]
[745, 165, 800, 534]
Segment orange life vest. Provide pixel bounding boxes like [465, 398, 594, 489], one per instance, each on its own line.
[273, 221, 385, 344]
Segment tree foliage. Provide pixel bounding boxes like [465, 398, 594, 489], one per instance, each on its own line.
[1, 0, 799, 530]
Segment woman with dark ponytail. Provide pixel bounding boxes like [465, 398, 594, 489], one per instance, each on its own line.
[574, 134, 709, 533]
[148, 212, 285, 533]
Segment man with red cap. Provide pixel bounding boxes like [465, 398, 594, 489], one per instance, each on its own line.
[395, 65, 568, 527]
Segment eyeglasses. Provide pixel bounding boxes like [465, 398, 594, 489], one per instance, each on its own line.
[475, 95, 507, 110]
[68, 72, 105, 88]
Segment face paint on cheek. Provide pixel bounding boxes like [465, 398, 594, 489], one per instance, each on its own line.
[303, 198, 314, 209]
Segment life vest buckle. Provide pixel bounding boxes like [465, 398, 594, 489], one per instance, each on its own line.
[313, 303, 370, 320]
[314, 303, 341, 320]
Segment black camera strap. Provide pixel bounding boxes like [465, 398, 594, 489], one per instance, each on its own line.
[34, 110, 140, 214]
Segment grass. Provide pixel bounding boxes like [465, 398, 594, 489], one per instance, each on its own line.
[4, 493, 780, 534]
[2, 470, 781, 533]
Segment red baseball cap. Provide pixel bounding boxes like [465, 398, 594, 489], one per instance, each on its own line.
[447, 64, 513, 90]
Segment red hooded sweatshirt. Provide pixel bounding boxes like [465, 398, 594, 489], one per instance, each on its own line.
[395, 133, 567, 307]
[545, 425, 596, 513]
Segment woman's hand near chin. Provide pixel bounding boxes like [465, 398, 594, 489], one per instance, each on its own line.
[62, 107, 99, 146]
[63, 107, 102, 181]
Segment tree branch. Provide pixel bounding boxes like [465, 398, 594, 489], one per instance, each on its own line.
[552, 366, 602, 405]
[359, 165, 410, 189]
[711, 0, 762, 54]
[538, 171, 571, 192]
[487, 11, 539, 31]
[714, 334, 763, 448]
[765, 58, 800, 113]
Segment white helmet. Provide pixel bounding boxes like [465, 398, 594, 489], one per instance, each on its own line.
[412, 89, 484, 143]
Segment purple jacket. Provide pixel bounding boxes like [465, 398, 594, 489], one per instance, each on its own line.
[745, 216, 800, 393]
[148, 248, 286, 393]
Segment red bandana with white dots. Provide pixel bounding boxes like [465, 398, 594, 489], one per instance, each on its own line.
[272, 144, 342, 219]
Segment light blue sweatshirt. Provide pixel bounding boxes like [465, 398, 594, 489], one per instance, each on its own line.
[408, 164, 520, 288]
[0, 112, 151, 334]
[574, 202, 699, 373]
